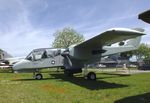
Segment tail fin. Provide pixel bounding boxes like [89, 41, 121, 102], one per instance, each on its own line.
[125, 36, 141, 48]
[125, 28, 144, 48]
[102, 36, 142, 56]
[102, 28, 144, 56]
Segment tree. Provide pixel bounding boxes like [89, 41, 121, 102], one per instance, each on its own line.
[120, 51, 133, 60]
[52, 27, 85, 48]
[119, 43, 150, 63]
[136, 43, 150, 64]
[128, 43, 150, 64]
[0, 49, 2, 52]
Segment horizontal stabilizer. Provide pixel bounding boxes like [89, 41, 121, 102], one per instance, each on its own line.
[132, 28, 144, 32]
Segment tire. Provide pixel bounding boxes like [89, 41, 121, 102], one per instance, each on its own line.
[87, 72, 96, 80]
[35, 74, 43, 80]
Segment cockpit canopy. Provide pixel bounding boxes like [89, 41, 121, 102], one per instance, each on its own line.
[26, 48, 64, 61]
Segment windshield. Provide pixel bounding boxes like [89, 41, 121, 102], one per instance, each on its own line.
[26, 52, 34, 61]
[46, 49, 61, 58]
[34, 50, 46, 60]
[26, 49, 47, 61]
[26, 48, 61, 61]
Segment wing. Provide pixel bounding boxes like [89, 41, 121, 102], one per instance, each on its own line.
[74, 28, 145, 49]
[70, 28, 145, 61]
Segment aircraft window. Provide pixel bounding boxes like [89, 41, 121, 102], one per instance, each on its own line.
[41, 51, 48, 59]
[33, 50, 45, 60]
[26, 53, 33, 61]
[55, 49, 61, 56]
[46, 49, 61, 58]
[47, 50, 55, 58]
[26, 49, 48, 61]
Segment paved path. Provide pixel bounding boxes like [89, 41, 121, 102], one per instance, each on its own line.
[120, 70, 150, 74]
[97, 68, 150, 74]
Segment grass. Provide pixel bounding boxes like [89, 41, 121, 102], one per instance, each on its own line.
[0, 68, 150, 103]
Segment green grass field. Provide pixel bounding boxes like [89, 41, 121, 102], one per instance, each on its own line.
[0, 69, 150, 103]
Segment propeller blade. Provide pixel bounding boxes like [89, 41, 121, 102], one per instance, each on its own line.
[65, 55, 72, 67]
[61, 49, 72, 68]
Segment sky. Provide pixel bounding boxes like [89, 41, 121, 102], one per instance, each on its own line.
[0, 0, 150, 57]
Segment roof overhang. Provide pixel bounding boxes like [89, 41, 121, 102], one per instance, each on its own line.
[138, 10, 150, 24]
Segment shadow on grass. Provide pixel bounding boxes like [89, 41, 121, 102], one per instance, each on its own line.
[115, 92, 150, 103]
[49, 73, 128, 90]
[12, 78, 50, 81]
[100, 72, 130, 76]
[12, 72, 128, 90]
[97, 72, 130, 79]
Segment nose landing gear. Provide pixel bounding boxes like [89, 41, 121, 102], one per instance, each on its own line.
[34, 73, 43, 80]
[33, 69, 43, 80]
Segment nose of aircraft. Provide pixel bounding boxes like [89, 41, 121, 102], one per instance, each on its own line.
[12, 59, 27, 71]
[12, 62, 20, 71]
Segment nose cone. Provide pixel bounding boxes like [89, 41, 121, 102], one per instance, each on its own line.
[12, 60, 29, 71]
[12, 62, 20, 71]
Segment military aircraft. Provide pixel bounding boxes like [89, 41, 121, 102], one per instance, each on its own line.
[2, 57, 25, 65]
[12, 28, 145, 80]
[0, 57, 24, 69]
[0, 49, 24, 68]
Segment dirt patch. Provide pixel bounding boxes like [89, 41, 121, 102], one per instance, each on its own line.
[42, 84, 67, 94]
[12, 74, 21, 80]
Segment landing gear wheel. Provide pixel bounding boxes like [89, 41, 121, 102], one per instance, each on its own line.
[35, 74, 43, 80]
[87, 72, 96, 80]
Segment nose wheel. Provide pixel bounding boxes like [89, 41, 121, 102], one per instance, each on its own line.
[33, 72, 43, 80]
[35, 74, 43, 80]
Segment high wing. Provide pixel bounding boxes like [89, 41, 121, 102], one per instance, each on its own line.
[74, 28, 145, 49]
[70, 28, 145, 61]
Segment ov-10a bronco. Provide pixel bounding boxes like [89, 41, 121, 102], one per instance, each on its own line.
[12, 28, 145, 80]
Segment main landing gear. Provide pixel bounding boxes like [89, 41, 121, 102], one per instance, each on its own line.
[33, 70, 43, 80]
[83, 67, 96, 80]
[86, 72, 96, 80]
[64, 69, 97, 80]
[32, 69, 96, 80]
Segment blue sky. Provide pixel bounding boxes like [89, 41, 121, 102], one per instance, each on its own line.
[0, 0, 150, 57]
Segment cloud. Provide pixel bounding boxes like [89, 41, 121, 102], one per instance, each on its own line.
[141, 26, 150, 44]
[0, 0, 56, 56]
[0, 0, 150, 57]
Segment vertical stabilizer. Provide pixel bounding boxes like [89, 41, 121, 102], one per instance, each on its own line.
[102, 36, 142, 56]
[125, 28, 144, 48]
[125, 36, 141, 48]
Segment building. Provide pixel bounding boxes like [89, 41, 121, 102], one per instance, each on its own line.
[138, 9, 150, 24]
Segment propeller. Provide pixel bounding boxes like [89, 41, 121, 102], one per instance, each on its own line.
[61, 49, 72, 68]
[65, 55, 72, 67]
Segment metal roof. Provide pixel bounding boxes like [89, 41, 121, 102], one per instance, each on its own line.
[138, 10, 150, 24]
